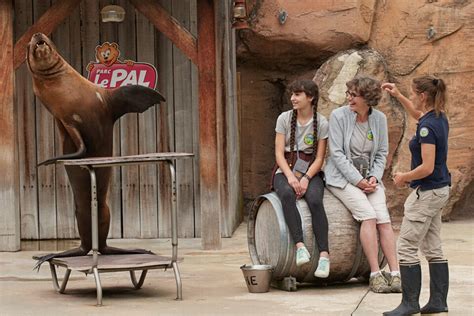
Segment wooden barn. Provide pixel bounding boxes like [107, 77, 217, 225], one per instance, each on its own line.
[0, 0, 241, 251]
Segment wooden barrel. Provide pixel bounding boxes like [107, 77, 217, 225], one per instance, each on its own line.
[248, 190, 386, 284]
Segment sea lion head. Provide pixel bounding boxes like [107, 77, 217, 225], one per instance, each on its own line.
[27, 33, 63, 75]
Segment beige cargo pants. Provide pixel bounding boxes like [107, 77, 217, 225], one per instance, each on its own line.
[398, 186, 450, 263]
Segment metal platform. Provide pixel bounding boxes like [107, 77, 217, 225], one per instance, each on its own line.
[46, 152, 193, 306]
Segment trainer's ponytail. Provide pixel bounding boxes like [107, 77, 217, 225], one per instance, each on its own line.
[412, 76, 447, 116]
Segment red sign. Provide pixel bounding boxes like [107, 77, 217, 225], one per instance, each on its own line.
[86, 42, 157, 89]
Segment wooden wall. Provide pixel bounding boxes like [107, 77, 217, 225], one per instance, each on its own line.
[12, 0, 240, 241]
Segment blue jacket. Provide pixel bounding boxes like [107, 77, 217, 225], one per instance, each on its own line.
[324, 105, 388, 188]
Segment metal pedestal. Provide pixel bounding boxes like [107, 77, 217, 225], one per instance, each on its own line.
[48, 153, 193, 306]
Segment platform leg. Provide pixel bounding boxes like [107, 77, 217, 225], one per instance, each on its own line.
[59, 269, 71, 293]
[49, 263, 71, 294]
[92, 267, 103, 306]
[130, 270, 148, 289]
[172, 262, 182, 300]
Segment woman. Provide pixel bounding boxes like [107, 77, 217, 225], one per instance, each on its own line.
[324, 76, 400, 293]
[382, 76, 450, 316]
[273, 79, 330, 278]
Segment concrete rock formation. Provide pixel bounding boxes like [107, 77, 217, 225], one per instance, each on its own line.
[238, 0, 474, 219]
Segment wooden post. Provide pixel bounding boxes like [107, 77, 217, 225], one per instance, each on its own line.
[129, 0, 198, 64]
[0, 0, 20, 251]
[197, 0, 221, 249]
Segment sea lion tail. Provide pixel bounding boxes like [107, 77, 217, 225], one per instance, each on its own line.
[108, 85, 166, 122]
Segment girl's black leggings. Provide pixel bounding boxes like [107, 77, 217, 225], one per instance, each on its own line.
[273, 172, 329, 253]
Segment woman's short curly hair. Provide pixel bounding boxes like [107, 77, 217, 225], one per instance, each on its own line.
[346, 76, 382, 107]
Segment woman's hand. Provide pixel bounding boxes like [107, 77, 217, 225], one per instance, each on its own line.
[357, 178, 377, 194]
[363, 176, 378, 193]
[381, 82, 401, 98]
[393, 172, 409, 188]
[288, 174, 303, 198]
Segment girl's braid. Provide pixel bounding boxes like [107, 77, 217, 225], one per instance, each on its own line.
[311, 104, 318, 161]
[289, 109, 297, 168]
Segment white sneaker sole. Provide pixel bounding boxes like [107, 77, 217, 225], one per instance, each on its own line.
[296, 258, 310, 267]
[314, 271, 329, 278]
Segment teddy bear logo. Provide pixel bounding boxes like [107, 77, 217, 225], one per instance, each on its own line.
[87, 42, 134, 71]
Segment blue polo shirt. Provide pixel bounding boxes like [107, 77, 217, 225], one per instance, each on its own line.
[409, 110, 451, 190]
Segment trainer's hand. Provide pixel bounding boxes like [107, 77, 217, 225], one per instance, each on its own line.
[393, 172, 409, 188]
[381, 82, 401, 98]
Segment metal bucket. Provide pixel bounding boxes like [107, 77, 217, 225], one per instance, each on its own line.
[240, 264, 273, 293]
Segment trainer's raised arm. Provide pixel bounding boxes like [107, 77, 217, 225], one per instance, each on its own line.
[381, 82, 423, 120]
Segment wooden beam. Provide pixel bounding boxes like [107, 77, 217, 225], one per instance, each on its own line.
[0, 0, 20, 251]
[13, 0, 81, 70]
[197, 0, 221, 250]
[129, 0, 198, 65]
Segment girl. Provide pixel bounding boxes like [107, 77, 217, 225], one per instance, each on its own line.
[272, 79, 330, 278]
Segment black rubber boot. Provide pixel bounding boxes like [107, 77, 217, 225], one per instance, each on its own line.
[420, 260, 449, 314]
[383, 263, 421, 316]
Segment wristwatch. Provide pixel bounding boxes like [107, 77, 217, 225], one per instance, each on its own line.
[303, 174, 312, 181]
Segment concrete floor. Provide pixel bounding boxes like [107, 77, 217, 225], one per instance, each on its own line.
[1, 219, 473, 316]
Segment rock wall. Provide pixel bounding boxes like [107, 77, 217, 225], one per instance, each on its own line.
[237, 0, 474, 219]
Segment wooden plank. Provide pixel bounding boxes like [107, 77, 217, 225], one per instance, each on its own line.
[190, 0, 201, 237]
[68, 1, 83, 239]
[79, 0, 101, 238]
[129, 0, 198, 65]
[137, 10, 159, 238]
[156, 0, 174, 238]
[35, 0, 57, 240]
[13, 0, 82, 70]
[118, 0, 140, 238]
[226, 20, 242, 236]
[15, 0, 39, 240]
[99, 0, 122, 239]
[197, 0, 221, 249]
[172, 0, 196, 238]
[53, 0, 76, 239]
[215, 0, 227, 236]
[0, 0, 20, 251]
[218, 0, 241, 237]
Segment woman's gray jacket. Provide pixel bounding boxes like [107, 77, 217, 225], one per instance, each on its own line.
[324, 105, 388, 188]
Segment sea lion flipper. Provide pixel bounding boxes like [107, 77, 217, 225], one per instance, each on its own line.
[32, 247, 90, 271]
[109, 85, 166, 122]
[37, 122, 87, 166]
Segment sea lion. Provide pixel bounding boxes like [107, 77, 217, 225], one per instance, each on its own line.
[27, 33, 165, 270]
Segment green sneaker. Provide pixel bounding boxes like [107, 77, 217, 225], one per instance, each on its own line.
[314, 257, 330, 278]
[296, 247, 310, 266]
[369, 272, 391, 293]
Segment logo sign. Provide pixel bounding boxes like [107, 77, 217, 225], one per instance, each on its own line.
[86, 42, 157, 89]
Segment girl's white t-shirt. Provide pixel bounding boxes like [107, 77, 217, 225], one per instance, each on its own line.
[275, 109, 329, 154]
